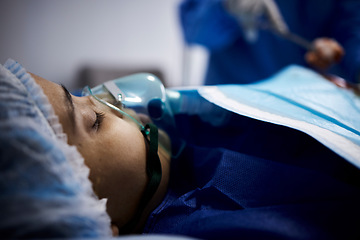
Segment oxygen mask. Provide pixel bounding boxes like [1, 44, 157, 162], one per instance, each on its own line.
[82, 73, 184, 158]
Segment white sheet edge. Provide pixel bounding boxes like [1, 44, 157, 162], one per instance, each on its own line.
[198, 86, 360, 169]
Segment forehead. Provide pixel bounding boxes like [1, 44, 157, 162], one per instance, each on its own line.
[30, 73, 61, 95]
[30, 73, 70, 122]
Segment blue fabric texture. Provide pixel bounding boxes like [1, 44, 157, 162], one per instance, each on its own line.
[179, 0, 360, 84]
[144, 88, 360, 239]
[199, 65, 360, 167]
[0, 59, 112, 238]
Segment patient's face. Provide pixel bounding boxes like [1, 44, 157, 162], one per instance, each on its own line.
[31, 73, 169, 231]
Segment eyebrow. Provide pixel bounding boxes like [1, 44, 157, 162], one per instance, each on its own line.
[61, 84, 76, 131]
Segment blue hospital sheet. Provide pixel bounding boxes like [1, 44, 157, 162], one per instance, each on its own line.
[198, 65, 360, 168]
[144, 65, 360, 240]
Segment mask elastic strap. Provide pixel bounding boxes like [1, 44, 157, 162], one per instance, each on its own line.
[120, 123, 162, 234]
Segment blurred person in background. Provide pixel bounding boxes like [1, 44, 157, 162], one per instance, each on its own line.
[179, 0, 360, 85]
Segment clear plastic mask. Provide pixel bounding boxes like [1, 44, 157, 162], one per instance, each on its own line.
[82, 74, 169, 233]
[81, 73, 183, 158]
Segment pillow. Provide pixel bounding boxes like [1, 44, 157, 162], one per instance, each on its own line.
[0, 59, 112, 238]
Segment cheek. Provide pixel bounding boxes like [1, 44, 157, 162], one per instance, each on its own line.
[78, 120, 148, 199]
[105, 122, 147, 167]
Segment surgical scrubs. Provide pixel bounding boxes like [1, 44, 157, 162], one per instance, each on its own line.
[143, 91, 360, 239]
[179, 0, 360, 84]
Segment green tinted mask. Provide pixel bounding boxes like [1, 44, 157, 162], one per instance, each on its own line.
[82, 73, 183, 157]
[82, 79, 163, 233]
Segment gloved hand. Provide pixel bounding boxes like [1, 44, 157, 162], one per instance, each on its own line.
[305, 37, 345, 71]
[225, 0, 288, 42]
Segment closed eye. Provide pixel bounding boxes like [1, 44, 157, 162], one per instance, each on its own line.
[93, 111, 105, 131]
